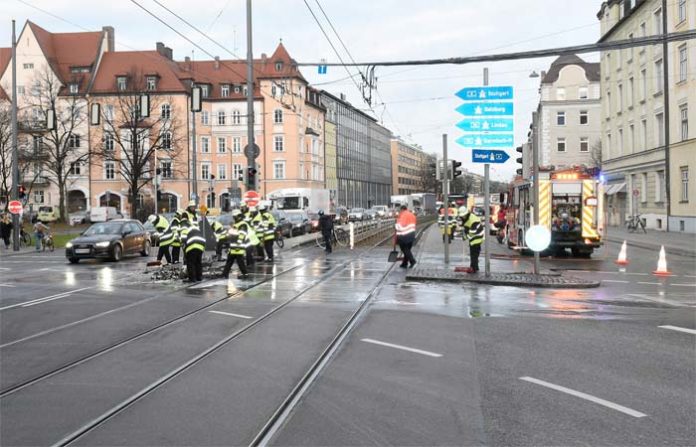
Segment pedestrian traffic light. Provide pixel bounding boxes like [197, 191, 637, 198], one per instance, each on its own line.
[452, 161, 463, 179]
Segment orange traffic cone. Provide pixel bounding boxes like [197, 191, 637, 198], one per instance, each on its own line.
[615, 241, 629, 265]
[652, 245, 672, 276]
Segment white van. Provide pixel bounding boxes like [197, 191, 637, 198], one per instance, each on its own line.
[89, 206, 120, 223]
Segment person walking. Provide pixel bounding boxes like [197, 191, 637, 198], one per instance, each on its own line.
[458, 206, 484, 273]
[318, 210, 333, 253]
[148, 214, 172, 264]
[395, 205, 417, 268]
[252, 205, 276, 261]
[1, 214, 13, 249]
[221, 227, 249, 279]
[33, 220, 49, 252]
[183, 221, 205, 282]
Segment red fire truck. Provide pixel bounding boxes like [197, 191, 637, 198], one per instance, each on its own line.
[506, 167, 604, 257]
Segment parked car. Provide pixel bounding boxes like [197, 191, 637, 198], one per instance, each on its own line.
[285, 212, 312, 236]
[364, 209, 378, 220]
[348, 208, 366, 222]
[69, 210, 89, 225]
[307, 213, 321, 232]
[89, 206, 121, 223]
[142, 220, 159, 246]
[371, 205, 389, 218]
[37, 205, 60, 223]
[65, 219, 150, 263]
[272, 210, 293, 237]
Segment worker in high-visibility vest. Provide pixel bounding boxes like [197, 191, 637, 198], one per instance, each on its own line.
[183, 220, 206, 282]
[253, 204, 276, 261]
[438, 204, 457, 243]
[221, 227, 249, 280]
[169, 210, 182, 264]
[395, 205, 417, 268]
[233, 209, 257, 266]
[211, 220, 227, 262]
[458, 206, 484, 273]
[148, 214, 172, 263]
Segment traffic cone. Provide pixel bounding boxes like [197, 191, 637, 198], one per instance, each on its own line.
[652, 246, 672, 276]
[615, 241, 629, 265]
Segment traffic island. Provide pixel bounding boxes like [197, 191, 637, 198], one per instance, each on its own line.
[406, 267, 600, 289]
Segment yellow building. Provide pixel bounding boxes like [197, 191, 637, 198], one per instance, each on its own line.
[324, 120, 338, 209]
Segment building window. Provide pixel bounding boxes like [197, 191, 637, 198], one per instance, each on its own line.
[641, 119, 648, 150]
[162, 132, 172, 150]
[640, 69, 647, 101]
[628, 78, 634, 107]
[578, 87, 588, 99]
[655, 170, 665, 202]
[606, 91, 612, 116]
[641, 173, 648, 202]
[617, 84, 624, 112]
[629, 124, 635, 153]
[116, 76, 127, 91]
[161, 104, 171, 120]
[217, 111, 226, 125]
[627, 33, 634, 61]
[678, 0, 687, 23]
[271, 85, 277, 97]
[233, 163, 243, 180]
[232, 110, 241, 124]
[201, 163, 210, 180]
[655, 59, 663, 94]
[201, 111, 209, 125]
[201, 137, 210, 153]
[557, 111, 566, 126]
[146, 76, 157, 91]
[68, 134, 81, 148]
[23, 63, 34, 69]
[580, 137, 589, 153]
[243, 86, 248, 97]
[69, 83, 78, 94]
[274, 135, 284, 152]
[105, 105, 114, 121]
[640, 22, 647, 38]
[275, 61, 283, 72]
[273, 161, 285, 179]
[217, 164, 227, 180]
[274, 109, 283, 124]
[104, 132, 114, 151]
[556, 88, 566, 101]
[654, 7, 663, 34]
[557, 138, 566, 152]
[607, 133, 612, 156]
[656, 112, 665, 146]
[579, 110, 588, 125]
[681, 166, 689, 202]
[221, 84, 230, 97]
[233, 137, 241, 153]
[105, 161, 115, 180]
[34, 190, 44, 203]
[69, 161, 82, 176]
[679, 45, 687, 83]
[234, 85, 241, 94]
[200, 85, 209, 98]
[160, 160, 172, 178]
[217, 137, 226, 153]
[681, 106, 689, 141]
[618, 128, 624, 154]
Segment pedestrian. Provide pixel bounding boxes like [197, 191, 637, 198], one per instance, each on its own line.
[395, 205, 417, 268]
[211, 219, 227, 261]
[254, 204, 276, 261]
[184, 200, 198, 225]
[33, 220, 49, 251]
[458, 206, 484, 273]
[221, 227, 249, 279]
[170, 210, 182, 264]
[183, 221, 205, 282]
[318, 209, 333, 253]
[1, 214, 13, 249]
[232, 209, 256, 267]
[148, 214, 172, 264]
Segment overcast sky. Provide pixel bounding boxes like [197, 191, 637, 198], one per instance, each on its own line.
[2, 0, 603, 181]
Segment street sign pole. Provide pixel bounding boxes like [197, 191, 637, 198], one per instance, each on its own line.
[483, 68, 491, 277]
[11, 20, 19, 251]
[442, 134, 449, 264]
[245, 0, 256, 193]
[532, 111, 540, 275]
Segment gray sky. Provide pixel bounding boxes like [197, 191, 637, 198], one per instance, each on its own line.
[2, 0, 603, 181]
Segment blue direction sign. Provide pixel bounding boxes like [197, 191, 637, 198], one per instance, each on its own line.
[456, 86, 513, 101]
[456, 134, 514, 148]
[456, 102, 514, 117]
[318, 65, 327, 74]
[456, 118, 514, 132]
[472, 149, 510, 164]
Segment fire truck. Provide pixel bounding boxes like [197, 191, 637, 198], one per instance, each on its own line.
[506, 167, 604, 257]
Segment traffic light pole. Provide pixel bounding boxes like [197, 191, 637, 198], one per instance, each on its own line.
[245, 0, 256, 192]
[11, 20, 19, 251]
[442, 133, 449, 264]
[483, 68, 491, 277]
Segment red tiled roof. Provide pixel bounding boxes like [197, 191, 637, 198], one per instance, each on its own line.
[91, 51, 188, 94]
[0, 47, 10, 100]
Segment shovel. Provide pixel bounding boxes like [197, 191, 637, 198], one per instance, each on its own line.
[146, 260, 162, 267]
[387, 234, 400, 262]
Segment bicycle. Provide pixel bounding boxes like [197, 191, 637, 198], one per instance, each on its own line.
[20, 227, 32, 247]
[626, 214, 647, 233]
[274, 228, 285, 249]
[315, 227, 349, 249]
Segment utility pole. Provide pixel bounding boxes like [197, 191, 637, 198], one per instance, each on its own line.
[442, 134, 449, 264]
[662, 0, 671, 231]
[245, 0, 256, 192]
[483, 67, 491, 277]
[11, 20, 19, 251]
[532, 109, 540, 275]
[191, 94, 198, 206]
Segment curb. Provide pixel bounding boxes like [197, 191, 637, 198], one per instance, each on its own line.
[605, 236, 696, 258]
[406, 269, 600, 289]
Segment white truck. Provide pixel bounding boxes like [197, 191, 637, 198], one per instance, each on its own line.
[268, 188, 331, 215]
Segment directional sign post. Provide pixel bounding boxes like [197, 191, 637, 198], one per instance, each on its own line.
[472, 149, 510, 164]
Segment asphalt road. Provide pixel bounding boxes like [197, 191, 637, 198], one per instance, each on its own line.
[0, 228, 694, 446]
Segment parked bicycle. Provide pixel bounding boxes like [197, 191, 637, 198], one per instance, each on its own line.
[20, 226, 32, 247]
[315, 227, 349, 249]
[626, 214, 647, 233]
[274, 228, 285, 249]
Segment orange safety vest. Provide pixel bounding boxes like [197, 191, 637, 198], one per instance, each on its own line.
[395, 210, 417, 238]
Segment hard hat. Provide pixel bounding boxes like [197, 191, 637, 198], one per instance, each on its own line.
[232, 209, 242, 217]
[249, 206, 257, 212]
[458, 206, 468, 215]
[147, 214, 157, 223]
[259, 204, 267, 211]
[187, 200, 196, 208]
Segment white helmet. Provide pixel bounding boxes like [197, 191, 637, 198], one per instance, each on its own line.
[148, 214, 157, 223]
[458, 206, 468, 215]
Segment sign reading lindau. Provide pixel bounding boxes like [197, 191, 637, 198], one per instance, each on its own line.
[456, 118, 514, 132]
[456, 134, 514, 148]
[472, 149, 510, 164]
[456, 102, 514, 117]
[456, 86, 513, 101]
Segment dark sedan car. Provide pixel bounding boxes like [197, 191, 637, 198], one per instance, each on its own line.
[65, 220, 151, 263]
[285, 212, 312, 236]
[271, 210, 293, 238]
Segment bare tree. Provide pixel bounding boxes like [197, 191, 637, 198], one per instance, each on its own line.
[418, 155, 439, 194]
[590, 140, 602, 168]
[90, 69, 185, 219]
[22, 67, 89, 221]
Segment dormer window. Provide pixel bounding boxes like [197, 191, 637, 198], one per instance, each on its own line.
[243, 86, 248, 97]
[69, 83, 79, 94]
[146, 76, 157, 91]
[201, 84, 209, 98]
[234, 85, 241, 94]
[116, 76, 127, 91]
[221, 84, 230, 97]
[275, 61, 283, 72]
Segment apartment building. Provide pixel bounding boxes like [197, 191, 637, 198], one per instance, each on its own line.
[390, 138, 429, 195]
[324, 107, 338, 207]
[597, 0, 696, 231]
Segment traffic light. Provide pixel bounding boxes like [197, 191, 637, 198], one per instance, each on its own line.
[247, 166, 257, 190]
[516, 146, 524, 176]
[452, 161, 463, 179]
[18, 185, 26, 200]
[429, 162, 437, 179]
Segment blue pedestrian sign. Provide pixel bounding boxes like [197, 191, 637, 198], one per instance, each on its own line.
[472, 149, 510, 164]
[456, 134, 514, 148]
[318, 65, 327, 75]
[456, 102, 514, 117]
[456, 118, 514, 132]
[456, 86, 513, 101]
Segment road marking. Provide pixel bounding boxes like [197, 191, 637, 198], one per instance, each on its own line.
[209, 310, 253, 319]
[0, 284, 16, 287]
[637, 282, 661, 285]
[672, 284, 696, 287]
[361, 338, 443, 358]
[0, 267, 10, 271]
[0, 287, 91, 311]
[658, 325, 696, 335]
[519, 376, 647, 418]
[602, 280, 630, 283]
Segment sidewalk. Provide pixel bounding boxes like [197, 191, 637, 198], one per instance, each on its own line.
[0, 245, 41, 258]
[605, 226, 696, 258]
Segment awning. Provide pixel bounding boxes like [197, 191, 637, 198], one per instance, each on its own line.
[605, 183, 626, 195]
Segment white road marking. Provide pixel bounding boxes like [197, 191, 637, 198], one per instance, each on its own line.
[0, 287, 91, 311]
[519, 376, 647, 418]
[602, 280, 630, 283]
[0, 283, 16, 287]
[209, 310, 253, 319]
[658, 325, 696, 335]
[0, 267, 10, 271]
[361, 338, 443, 358]
[672, 284, 696, 287]
[574, 270, 650, 276]
[637, 282, 661, 285]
